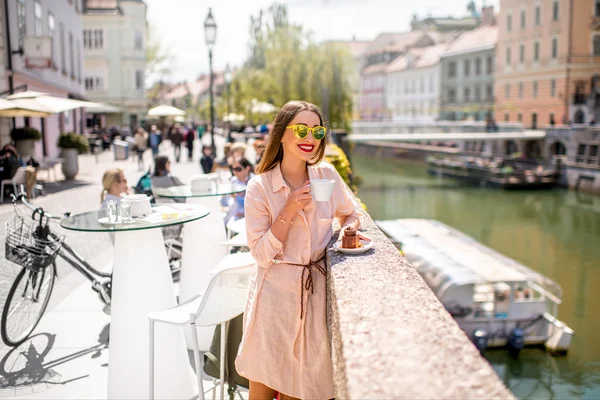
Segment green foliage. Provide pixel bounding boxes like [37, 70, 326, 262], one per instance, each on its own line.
[10, 127, 42, 142]
[231, 2, 354, 129]
[58, 132, 89, 154]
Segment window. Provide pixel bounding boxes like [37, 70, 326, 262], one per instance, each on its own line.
[594, 35, 600, 56]
[429, 74, 434, 92]
[506, 47, 512, 64]
[487, 56, 493, 74]
[519, 82, 524, 98]
[552, 38, 558, 58]
[60, 23, 66, 74]
[464, 60, 471, 77]
[518, 113, 523, 122]
[504, 113, 510, 122]
[464, 87, 471, 102]
[507, 14, 512, 32]
[135, 70, 144, 90]
[420, 77, 424, 93]
[134, 30, 143, 50]
[487, 84, 493, 100]
[553, 1, 559, 21]
[475, 58, 481, 75]
[535, 5, 541, 25]
[576, 144, 587, 163]
[84, 29, 103, 49]
[534, 41, 540, 62]
[549, 113, 555, 125]
[520, 44, 525, 64]
[475, 85, 481, 101]
[520, 10, 526, 29]
[448, 62, 457, 78]
[505, 83, 510, 99]
[589, 145, 599, 164]
[83, 30, 91, 49]
[94, 30, 103, 48]
[448, 88, 456, 103]
[76, 40, 81, 80]
[48, 13, 55, 63]
[69, 32, 74, 78]
[17, 0, 26, 48]
[85, 76, 104, 91]
[596, 0, 600, 17]
[34, 1, 42, 37]
[551, 79, 556, 96]
[533, 81, 538, 98]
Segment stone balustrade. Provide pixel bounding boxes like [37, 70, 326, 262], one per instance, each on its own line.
[326, 212, 514, 399]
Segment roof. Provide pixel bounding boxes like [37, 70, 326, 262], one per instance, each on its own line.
[442, 25, 498, 57]
[386, 43, 448, 73]
[85, 0, 118, 7]
[325, 40, 371, 59]
[364, 31, 426, 56]
[165, 72, 225, 100]
[376, 219, 562, 298]
[362, 63, 390, 75]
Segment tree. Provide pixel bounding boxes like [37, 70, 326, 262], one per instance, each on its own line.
[146, 23, 173, 89]
[231, 3, 355, 130]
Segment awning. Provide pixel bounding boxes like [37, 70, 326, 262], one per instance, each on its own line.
[2, 91, 100, 116]
[86, 102, 122, 114]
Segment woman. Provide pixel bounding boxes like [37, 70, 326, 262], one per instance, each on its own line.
[100, 168, 130, 208]
[134, 128, 148, 169]
[235, 100, 362, 399]
[150, 155, 183, 188]
[222, 157, 254, 225]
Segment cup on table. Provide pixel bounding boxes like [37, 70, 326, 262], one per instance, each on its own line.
[119, 202, 132, 222]
[106, 200, 118, 223]
[310, 179, 335, 202]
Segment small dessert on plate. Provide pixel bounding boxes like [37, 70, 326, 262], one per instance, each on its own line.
[341, 226, 362, 249]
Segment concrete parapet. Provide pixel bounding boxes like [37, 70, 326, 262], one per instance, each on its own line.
[325, 213, 514, 399]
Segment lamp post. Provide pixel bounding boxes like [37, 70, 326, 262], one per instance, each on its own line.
[204, 8, 217, 153]
[224, 64, 232, 142]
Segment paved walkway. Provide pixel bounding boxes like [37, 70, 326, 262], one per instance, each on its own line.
[0, 134, 255, 398]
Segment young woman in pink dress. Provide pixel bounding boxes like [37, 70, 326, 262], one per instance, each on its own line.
[235, 100, 362, 399]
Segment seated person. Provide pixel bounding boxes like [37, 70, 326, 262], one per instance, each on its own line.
[151, 156, 184, 188]
[101, 168, 130, 208]
[222, 157, 254, 225]
[1, 145, 22, 181]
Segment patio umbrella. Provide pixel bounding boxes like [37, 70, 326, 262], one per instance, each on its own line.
[250, 99, 277, 114]
[222, 113, 245, 122]
[0, 96, 55, 117]
[148, 104, 186, 117]
[4, 91, 99, 115]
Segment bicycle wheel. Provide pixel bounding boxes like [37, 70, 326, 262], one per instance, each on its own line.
[1, 262, 56, 347]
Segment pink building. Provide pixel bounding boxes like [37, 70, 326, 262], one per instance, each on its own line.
[2, 0, 85, 160]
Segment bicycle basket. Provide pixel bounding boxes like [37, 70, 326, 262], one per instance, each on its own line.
[5, 215, 65, 271]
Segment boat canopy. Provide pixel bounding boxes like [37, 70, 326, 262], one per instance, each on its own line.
[377, 219, 562, 299]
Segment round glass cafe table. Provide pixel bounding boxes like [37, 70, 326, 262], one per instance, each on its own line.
[60, 203, 210, 400]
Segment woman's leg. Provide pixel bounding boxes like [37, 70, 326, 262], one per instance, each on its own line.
[249, 380, 275, 400]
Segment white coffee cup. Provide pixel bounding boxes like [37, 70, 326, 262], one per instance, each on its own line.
[121, 194, 152, 218]
[310, 179, 335, 202]
[191, 175, 215, 193]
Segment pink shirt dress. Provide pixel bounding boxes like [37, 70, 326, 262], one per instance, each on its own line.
[235, 161, 362, 399]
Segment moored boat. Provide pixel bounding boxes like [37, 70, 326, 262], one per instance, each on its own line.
[376, 218, 573, 356]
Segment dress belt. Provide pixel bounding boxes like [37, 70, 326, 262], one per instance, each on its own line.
[273, 253, 326, 320]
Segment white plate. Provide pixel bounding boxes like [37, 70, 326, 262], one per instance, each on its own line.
[97, 217, 137, 226]
[333, 237, 373, 254]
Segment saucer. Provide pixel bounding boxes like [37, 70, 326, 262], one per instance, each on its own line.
[97, 217, 136, 226]
[333, 237, 373, 254]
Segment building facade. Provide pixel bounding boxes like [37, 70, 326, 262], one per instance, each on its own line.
[439, 25, 498, 121]
[2, 0, 85, 158]
[386, 45, 446, 122]
[495, 0, 600, 128]
[82, 0, 147, 128]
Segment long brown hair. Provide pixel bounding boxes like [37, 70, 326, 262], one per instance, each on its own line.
[255, 100, 328, 174]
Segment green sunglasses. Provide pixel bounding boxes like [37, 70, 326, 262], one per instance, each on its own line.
[286, 124, 327, 140]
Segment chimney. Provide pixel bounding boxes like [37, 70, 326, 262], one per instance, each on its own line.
[481, 5, 496, 26]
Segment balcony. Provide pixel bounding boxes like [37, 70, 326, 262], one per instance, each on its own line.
[325, 213, 513, 399]
[573, 93, 587, 105]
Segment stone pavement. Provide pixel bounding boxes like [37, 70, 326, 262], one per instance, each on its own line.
[0, 133, 255, 398]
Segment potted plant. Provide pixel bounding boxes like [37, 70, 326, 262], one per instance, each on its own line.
[58, 132, 89, 180]
[10, 127, 42, 157]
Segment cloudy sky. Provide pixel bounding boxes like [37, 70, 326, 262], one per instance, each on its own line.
[145, 0, 500, 83]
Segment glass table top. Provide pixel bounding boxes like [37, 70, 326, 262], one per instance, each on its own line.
[60, 204, 210, 232]
[153, 183, 246, 198]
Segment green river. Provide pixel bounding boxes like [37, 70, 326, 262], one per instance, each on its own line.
[351, 154, 600, 400]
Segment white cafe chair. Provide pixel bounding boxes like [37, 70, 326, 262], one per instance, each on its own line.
[226, 218, 246, 239]
[220, 232, 248, 251]
[1, 167, 30, 203]
[148, 263, 255, 400]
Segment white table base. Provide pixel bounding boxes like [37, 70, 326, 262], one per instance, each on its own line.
[109, 229, 196, 400]
[181, 196, 229, 348]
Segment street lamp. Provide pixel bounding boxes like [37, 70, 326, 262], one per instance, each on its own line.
[224, 64, 232, 141]
[204, 8, 217, 152]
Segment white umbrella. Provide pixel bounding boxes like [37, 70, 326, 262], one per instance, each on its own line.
[222, 113, 245, 122]
[148, 104, 186, 117]
[174, 115, 186, 123]
[5, 91, 99, 115]
[250, 99, 278, 114]
[0, 96, 54, 117]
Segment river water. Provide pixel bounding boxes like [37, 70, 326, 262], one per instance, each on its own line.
[351, 154, 600, 400]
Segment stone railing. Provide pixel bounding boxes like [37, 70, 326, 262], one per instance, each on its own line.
[325, 213, 514, 399]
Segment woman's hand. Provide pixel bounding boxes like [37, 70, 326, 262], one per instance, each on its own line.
[281, 181, 312, 218]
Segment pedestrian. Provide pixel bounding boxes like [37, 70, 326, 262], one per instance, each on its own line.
[185, 126, 195, 161]
[235, 100, 362, 399]
[170, 123, 184, 162]
[149, 125, 161, 156]
[200, 145, 214, 174]
[134, 128, 148, 170]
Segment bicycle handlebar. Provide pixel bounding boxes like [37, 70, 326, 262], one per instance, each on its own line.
[11, 193, 70, 220]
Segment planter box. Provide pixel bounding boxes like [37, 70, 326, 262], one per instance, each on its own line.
[15, 139, 36, 157]
[61, 148, 79, 180]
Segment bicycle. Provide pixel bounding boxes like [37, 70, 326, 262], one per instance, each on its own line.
[1, 192, 179, 347]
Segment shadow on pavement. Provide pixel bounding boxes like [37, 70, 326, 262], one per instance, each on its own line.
[38, 180, 92, 196]
[0, 324, 109, 397]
